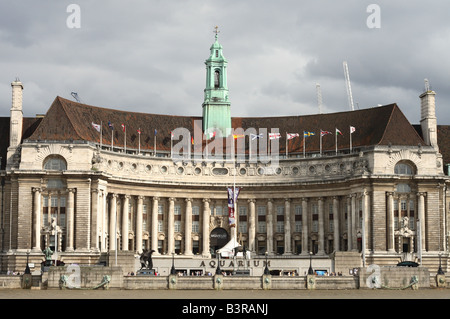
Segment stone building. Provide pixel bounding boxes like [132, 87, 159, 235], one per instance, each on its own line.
[0, 34, 449, 275]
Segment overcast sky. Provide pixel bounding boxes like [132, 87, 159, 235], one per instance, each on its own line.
[1, 1, 449, 126]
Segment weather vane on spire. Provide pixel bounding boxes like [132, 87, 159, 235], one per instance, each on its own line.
[213, 25, 220, 39]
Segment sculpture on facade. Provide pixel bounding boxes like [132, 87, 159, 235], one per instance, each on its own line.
[139, 249, 155, 270]
[43, 246, 53, 266]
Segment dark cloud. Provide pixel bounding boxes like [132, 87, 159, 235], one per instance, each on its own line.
[0, 1, 449, 127]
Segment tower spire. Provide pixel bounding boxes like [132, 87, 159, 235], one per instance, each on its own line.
[202, 27, 231, 138]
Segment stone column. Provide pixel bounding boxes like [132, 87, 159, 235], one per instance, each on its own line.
[168, 198, 175, 254]
[362, 191, 369, 256]
[301, 198, 309, 255]
[66, 188, 75, 252]
[185, 198, 193, 255]
[101, 190, 107, 251]
[284, 198, 292, 254]
[333, 196, 340, 252]
[266, 199, 274, 254]
[122, 195, 130, 251]
[346, 195, 352, 251]
[417, 192, 426, 253]
[32, 187, 41, 252]
[387, 192, 395, 252]
[109, 193, 117, 251]
[202, 198, 210, 257]
[318, 197, 325, 255]
[248, 199, 256, 252]
[136, 196, 143, 253]
[351, 194, 358, 251]
[90, 188, 100, 251]
[151, 197, 159, 254]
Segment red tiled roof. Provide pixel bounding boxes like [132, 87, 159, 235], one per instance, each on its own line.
[27, 96, 425, 154]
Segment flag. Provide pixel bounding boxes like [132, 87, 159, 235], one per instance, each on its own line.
[304, 131, 315, 137]
[121, 124, 125, 132]
[91, 122, 101, 132]
[287, 133, 299, 140]
[250, 133, 263, 140]
[269, 133, 281, 140]
[350, 126, 356, 134]
[206, 131, 216, 139]
[233, 134, 245, 139]
[321, 130, 332, 136]
[227, 187, 241, 227]
[170, 131, 174, 139]
[137, 129, 141, 135]
[108, 121, 113, 130]
[336, 128, 343, 135]
[191, 136, 194, 145]
[154, 129, 157, 136]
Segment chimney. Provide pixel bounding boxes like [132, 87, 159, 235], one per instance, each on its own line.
[9, 79, 24, 148]
[419, 81, 438, 149]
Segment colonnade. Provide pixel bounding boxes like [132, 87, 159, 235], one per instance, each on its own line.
[30, 187, 428, 257]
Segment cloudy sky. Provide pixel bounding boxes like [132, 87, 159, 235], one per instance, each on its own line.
[0, 1, 449, 126]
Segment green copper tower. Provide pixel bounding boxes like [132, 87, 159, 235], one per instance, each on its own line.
[202, 26, 232, 138]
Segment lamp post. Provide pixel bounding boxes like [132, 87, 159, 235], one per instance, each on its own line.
[170, 252, 176, 275]
[215, 250, 222, 275]
[438, 252, 445, 275]
[24, 250, 31, 275]
[308, 251, 314, 275]
[264, 251, 270, 275]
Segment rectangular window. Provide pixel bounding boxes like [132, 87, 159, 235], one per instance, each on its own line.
[239, 221, 247, 233]
[192, 221, 199, 233]
[174, 220, 181, 232]
[143, 204, 148, 231]
[295, 220, 302, 233]
[258, 221, 266, 233]
[158, 220, 163, 232]
[276, 221, 284, 233]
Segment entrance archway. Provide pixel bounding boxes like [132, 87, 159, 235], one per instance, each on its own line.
[210, 227, 229, 257]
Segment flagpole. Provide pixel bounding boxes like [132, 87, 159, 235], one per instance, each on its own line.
[100, 121, 102, 151]
[138, 128, 141, 155]
[171, 132, 173, 159]
[111, 127, 114, 151]
[233, 136, 236, 240]
[303, 133, 306, 158]
[349, 126, 352, 153]
[154, 131, 156, 157]
[285, 132, 288, 158]
[124, 126, 127, 153]
[320, 130, 322, 156]
[335, 128, 338, 155]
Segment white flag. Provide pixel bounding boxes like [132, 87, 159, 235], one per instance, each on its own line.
[287, 133, 300, 140]
[91, 122, 101, 132]
[269, 133, 281, 140]
[350, 126, 356, 134]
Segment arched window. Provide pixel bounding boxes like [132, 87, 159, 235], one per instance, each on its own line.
[394, 162, 415, 175]
[43, 156, 67, 171]
[214, 70, 220, 88]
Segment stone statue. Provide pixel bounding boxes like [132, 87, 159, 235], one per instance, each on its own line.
[43, 247, 53, 266]
[139, 249, 155, 270]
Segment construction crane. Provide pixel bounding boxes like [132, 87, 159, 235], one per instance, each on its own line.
[343, 61, 355, 111]
[316, 83, 323, 114]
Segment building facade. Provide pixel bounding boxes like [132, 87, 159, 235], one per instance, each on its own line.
[0, 35, 449, 275]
